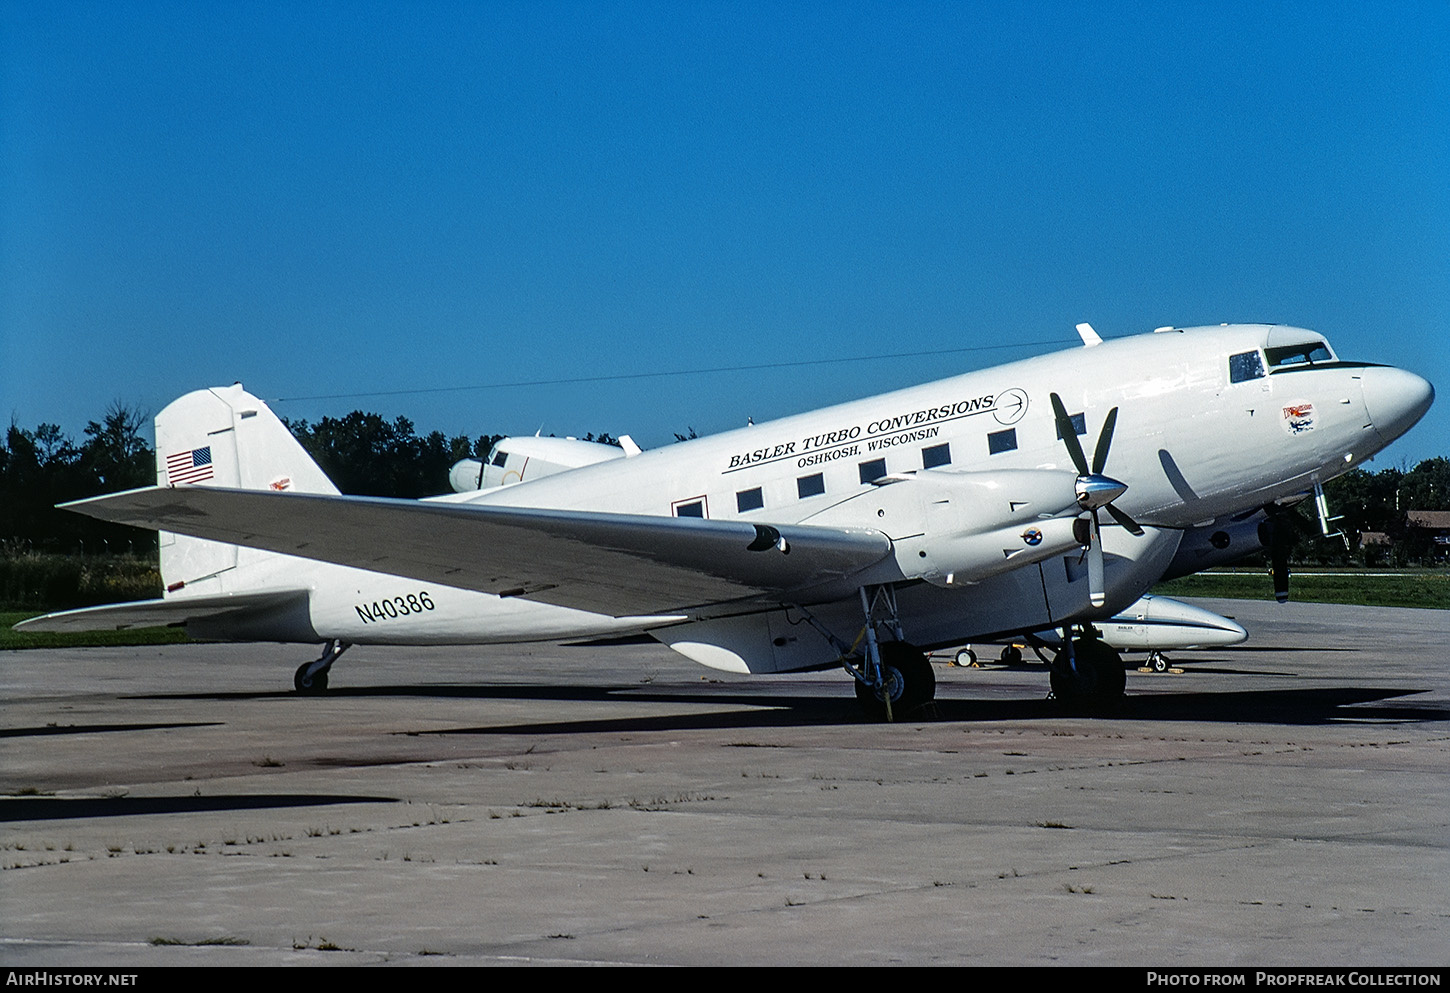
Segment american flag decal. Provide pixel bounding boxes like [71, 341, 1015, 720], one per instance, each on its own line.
[166, 446, 214, 485]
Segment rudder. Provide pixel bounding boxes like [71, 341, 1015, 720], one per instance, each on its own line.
[155, 385, 338, 595]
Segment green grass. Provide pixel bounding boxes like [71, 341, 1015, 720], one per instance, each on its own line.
[0, 611, 191, 650]
[1153, 569, 1449, 610]
[0, 551, 161, 611]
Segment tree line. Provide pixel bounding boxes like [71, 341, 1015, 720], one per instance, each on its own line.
[2, 402, 1447, 565]
[0, 404, 505, 555]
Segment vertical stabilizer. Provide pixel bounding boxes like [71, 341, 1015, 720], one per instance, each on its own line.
[155, 385, 338, 596]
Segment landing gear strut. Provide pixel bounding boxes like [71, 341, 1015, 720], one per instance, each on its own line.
[792, 584, 937, 722]
[1049, 626, 1125, 711]
[295, 640, 350, 693]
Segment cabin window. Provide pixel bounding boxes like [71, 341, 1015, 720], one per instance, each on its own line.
[736, 487, 764, 513]
[922, 443, 951, 469]
[858, 458, 887, 484]
[1056, 412, 1087, 439]
[797, 473, 825, 498]
[490, 448, 508, 467]
[1229, 350, 1266, 383]
[673, 498, 706, 518]
[987, 429, 1017, 455]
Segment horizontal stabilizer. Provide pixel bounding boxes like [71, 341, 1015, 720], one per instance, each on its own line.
[62, 487, 896, 617]
[14, 589, 309, 633]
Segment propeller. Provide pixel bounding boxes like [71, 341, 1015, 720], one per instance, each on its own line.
[1050, 393, 1144, 607]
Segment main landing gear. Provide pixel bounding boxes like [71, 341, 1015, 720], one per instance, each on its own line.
[295, 639, 350, 693]
[853, 641, 936, 722]
[797, 585, 936, 722]
[1048, 626, 1126, 712]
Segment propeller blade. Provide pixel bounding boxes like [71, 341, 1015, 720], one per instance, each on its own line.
[1104, 502, 1145, 537]
[1055, 391, 1143, 552]
[1087, 512, 1106, 608]
[1050, 393, 1090, 477]
[1091, 407, 1118, 475]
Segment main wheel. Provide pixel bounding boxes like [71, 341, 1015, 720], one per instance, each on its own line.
[1000, 645, 1023, 665]
[294, 662, 329, 694]
[1050, 639, 1124, 711]
[954, 648, 978, 668]
[855, 643, 935, 720]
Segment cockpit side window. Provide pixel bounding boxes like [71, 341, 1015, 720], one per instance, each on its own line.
[1265, 341, 1334, 369]
[1229, 350, 1266, 383]
[490, 447, 508, 467]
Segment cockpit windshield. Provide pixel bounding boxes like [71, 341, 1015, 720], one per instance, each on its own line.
[1264, 339, 1335, 369]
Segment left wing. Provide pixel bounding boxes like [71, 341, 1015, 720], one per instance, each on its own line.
[64, 487, 896, 617]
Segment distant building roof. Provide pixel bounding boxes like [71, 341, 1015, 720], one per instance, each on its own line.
[1360, 531, 1392, 546]
[1407, 510, 1450, 529]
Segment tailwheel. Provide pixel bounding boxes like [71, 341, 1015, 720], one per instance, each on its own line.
[294, 662, 328, 694]
[294, 640, 349, 694]
[1049, 633, 1125, 712]
[855, 642, 936, 720]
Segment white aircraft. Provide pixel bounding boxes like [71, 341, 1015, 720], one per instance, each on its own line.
[18, 323, 1433, 719]
[448, 433, 629, 493]
[952, 593, 1249, 671]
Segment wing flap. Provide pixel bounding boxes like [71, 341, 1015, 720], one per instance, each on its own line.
[63, 487, 895, 617]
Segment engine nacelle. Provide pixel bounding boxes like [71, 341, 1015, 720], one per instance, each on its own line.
[802, 468, 1088, 587]
[448, 458, 485, 493]
[920, 513, 1085, 587]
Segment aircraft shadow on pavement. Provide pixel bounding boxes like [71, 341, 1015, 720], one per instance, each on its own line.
[0, 793, 398, 823]
[0, 721, 221, 739]
[385, 684, 1442, 735]
[118, 682, 1445, 734]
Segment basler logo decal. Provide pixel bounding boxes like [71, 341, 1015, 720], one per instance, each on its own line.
[723, 389, 1023, 473]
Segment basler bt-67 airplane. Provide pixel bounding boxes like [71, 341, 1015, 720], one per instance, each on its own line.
[20, 323, 1433, 719]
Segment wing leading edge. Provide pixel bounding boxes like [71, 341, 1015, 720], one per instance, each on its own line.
[63, 487, 896, 617]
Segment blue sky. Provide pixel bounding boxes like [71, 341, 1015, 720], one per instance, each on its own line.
[3, 1, 1447, 473]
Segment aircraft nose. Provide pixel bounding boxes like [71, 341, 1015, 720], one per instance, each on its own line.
[1360, 366, 1434, 446]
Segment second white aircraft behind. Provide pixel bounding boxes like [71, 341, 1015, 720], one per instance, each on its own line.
[23, 323, 1433, 718]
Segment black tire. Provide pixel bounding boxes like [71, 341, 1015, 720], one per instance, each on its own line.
[1000, 645, 1023, 665]
[1050, 648, 1095, 700]
[954, 648, 977, 667]
[855, 643, 935, 720]
[1092, 641, 1126, 699]
[1050, 639, 1124, 711]
[294, 662, 329, 694]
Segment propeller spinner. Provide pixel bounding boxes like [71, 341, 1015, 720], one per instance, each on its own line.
[1049, 393, 1144, 607]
